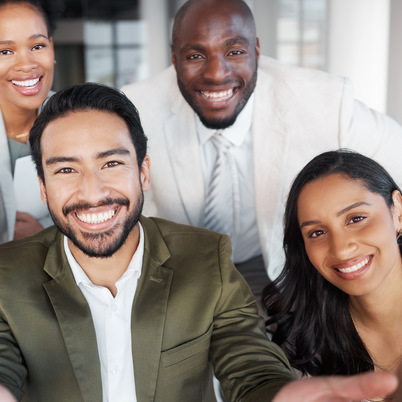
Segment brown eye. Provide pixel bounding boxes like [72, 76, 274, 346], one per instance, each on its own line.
[348, 216, 366, 224]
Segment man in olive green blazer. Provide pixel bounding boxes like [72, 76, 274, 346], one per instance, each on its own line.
[0, 217, 295, 402]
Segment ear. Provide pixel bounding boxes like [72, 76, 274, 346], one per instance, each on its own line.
[255, 37, 261, 61]
[392, 190, 402, 230]
[38, 176, 48, 205]
[171, 44, 177, 69]
[140, 155, 151, 192]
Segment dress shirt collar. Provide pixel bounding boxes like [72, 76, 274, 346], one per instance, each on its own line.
[196, 93, 254, 147]
[65, 223, 144, 291]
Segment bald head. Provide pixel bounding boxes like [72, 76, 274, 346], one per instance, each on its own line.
[172, 0, 256, 47]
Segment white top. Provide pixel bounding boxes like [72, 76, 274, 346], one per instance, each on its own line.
[197, 94, 261, 263]
[65, 223, 145, 402]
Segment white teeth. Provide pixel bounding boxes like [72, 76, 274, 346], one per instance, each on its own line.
[12, 78, 40, 87]
[201, 88, 234, 101]
[337, 257, 371, 273]
[76, 209, 115, 224]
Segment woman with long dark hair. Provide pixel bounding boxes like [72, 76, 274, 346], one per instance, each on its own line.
[263, 149, 402, 399]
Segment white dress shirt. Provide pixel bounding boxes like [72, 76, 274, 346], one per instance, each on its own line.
[65, 223, 144, 402]
[197, 94, 262, 263]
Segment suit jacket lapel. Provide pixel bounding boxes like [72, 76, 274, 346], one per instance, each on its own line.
[253, 61, 289, 234]
[43, 233, 102, 402]
[132, 217, 173, 400]
[164, 96, 205, 226]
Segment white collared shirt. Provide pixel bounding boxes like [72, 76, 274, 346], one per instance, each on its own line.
[65, 223, 145, 402]
[196, 94, 261, 263]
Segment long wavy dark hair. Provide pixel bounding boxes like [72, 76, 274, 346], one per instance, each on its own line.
[263, 149, 402, 376]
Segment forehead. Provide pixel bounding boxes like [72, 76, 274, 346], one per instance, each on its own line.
[297, 174, 385, 219]
[175, 2, 255, 48]
[41, 110, 135, 159]
[0, 3, 47, 36]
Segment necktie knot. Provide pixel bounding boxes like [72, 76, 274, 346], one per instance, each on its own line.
[210, 132, 231, 155]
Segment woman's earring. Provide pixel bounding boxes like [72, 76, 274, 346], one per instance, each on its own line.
[397, 229, 402, 245]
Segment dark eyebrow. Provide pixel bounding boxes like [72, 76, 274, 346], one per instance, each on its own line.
[300, 201, 372, 230]
[300, 220, 321, 230]
[96, 148, 131, 159]
[179, 43, 206, 54]
[336, 202, 371, 217]
[30, 34, 49, 41]
[225, 37, 250, 47]
[45, 156, 79, 166]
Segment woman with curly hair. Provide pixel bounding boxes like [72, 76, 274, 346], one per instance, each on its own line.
[264, 149, 402, 400]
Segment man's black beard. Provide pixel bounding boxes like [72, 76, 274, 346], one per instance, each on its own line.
[48, 194, 144, 258]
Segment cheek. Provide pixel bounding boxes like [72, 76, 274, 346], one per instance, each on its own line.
[304, 243, 327, 272]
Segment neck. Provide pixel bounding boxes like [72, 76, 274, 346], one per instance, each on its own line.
[1, 103, 37, 143]
[68, 225, 140, 297]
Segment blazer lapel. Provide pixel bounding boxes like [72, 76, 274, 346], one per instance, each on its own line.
[132, 217, 173, 401]
[164, 97, 205, 226]
[42, 233, 102, 402]
[253, 62, 290, 233]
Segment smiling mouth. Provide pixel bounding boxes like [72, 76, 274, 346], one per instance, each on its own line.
[200, 88, 235, 102]
[76, 209, 116, 224]
[335, 256, 372, 274]
[12, 77, 41, 88]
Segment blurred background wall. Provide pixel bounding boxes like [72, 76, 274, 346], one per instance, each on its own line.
[52, 0, 402, 124]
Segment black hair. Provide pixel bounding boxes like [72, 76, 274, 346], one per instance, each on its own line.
[30, 82, 148, 182]
[0, 0, 65, 36]
[263, 149, 402, 376]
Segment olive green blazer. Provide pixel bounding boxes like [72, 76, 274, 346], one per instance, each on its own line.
[0, 216, 294, 401]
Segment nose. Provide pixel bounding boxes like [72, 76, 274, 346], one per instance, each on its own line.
[329, 232, 357, 260]
[77, 171, 110, 204]
[203, 55, 231, 82]
[13, 51, 38, 73]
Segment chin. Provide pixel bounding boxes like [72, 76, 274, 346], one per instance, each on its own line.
[198, 114, 238, 130]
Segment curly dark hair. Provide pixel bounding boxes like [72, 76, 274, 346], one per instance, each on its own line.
[263, 149, 402, 376]
[0, 0, 65, 36]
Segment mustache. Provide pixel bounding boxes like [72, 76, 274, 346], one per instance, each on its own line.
[63, 197, 129, 216]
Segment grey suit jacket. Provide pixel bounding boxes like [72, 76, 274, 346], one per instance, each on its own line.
[122, 55, 402, 279]
[0, 216, 294, 401]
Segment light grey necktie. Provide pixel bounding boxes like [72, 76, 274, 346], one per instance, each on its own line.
[203, 133, 234, 237]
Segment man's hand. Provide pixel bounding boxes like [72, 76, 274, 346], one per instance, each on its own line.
[273, 371, 398, 401]
[14, 212, 43, 240]
[0, 385, 17, 402]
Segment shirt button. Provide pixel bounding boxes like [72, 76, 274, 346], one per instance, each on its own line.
[110, 304, 118, 312]
[110, 365, 119, 375]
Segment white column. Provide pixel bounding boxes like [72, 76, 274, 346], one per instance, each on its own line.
[387, 0, 402, 125]
[327, 0, 390, 113]
[139, 0, 170, 77]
